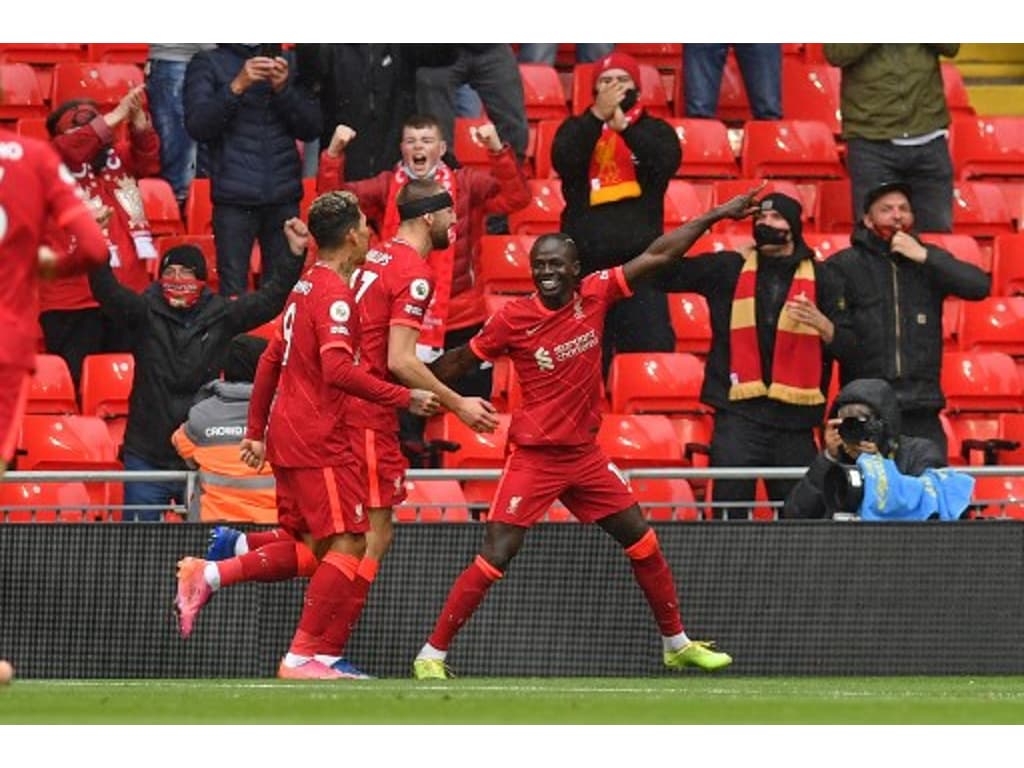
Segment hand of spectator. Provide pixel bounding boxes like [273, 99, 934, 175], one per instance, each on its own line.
[453, 396, 500, 433]
[108, 85, 145, 126]
[591, 80, 627, 122]
[785, 293, 834, 343]
[823, 418, 843, 459]
[239, 438, 266, 470]
[327, 124, 357, 157]
[474, 122, 503, 152]
[267, 56, 289, 93]
[282, 217, 310, 257]
[408, 389, 442, 417]
[607, 107, 629, 132]
[719, 181, 766, 219]
[891, 231, 928, 264]
[231, 57, 274, 95]
[842, 439, 879, 461]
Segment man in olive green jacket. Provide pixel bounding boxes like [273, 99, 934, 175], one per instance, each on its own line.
[825, 44, 960, 232]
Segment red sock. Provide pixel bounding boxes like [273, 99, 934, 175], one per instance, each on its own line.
[245, 528, 290, 550]
[288, 551, 359, 656]
[625, 529, 684, 637]
[427, 556, 502, 651]
[318, 557, 379, 655]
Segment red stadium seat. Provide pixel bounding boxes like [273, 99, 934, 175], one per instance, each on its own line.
[919, 232, 989, 272]
[713, 50, 752, 124]
[992, 234, 1024, 296]
[688, 232, 753, 254]
[803, 232, 851, 262]
[971, 476, 1024, 520]
[478, 235, 536, 295]
[0, 63, 47, 121]
[813, 179, 855, 234]
[572, 63, 672, 119]
[597, 414, 684, 468]
[952, 115, 1024, 181]
[740, 120, 845, 180]
[958, 297, 1024, 355]
[156, 235, 218, 291]
[507, 179, 564, 236]
[86, 44, 150, 65]
[607, 352, 706, 415]
[0, 44, 85, 66]
[668, 415, 712, 469]
[667, 293, 711, 355]
[712, 179, 813, 234]
[943, 298, 961, 352]
[941, 351, 1023, 412]
[0, 481, 92, 524]
[51, 62, 144, 111]
[79, 353, 133, 448]
[781, 60, 842, 134]
[531, 119, 560, 180]
[518, 64, 569, 122]
[951, 181, 1015, 239]
[453, 117, 497, 170]
[298, 177, 317, 221]
[996, 413, 1024, 465]
[14, 116, 49, 141]
[664, 118, 739, 179]
[17, 414, 121, 470]
[184, 178, 213, 235]
[423, 412, 511, 469]
[663, 180, 707, 228]
[615, 43, 683, 71]
[396, 479, 470, 522]
[631, 477, 699, 521]
[139, 178, 184, 237]
[941, 62, 975, 118]
[27, 355, 78, 415]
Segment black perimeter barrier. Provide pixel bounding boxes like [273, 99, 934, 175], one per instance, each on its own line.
[1, 521, 1023, 678]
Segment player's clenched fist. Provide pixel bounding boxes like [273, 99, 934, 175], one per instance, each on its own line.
[409, 389, 442, 417]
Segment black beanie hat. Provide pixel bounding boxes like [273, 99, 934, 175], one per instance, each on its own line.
[224, 334, 268, 383]
[756, 192, 804, 245]
[160, 245, 207, 282]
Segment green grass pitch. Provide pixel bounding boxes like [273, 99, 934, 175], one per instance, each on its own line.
[2, 677, 1024, 724]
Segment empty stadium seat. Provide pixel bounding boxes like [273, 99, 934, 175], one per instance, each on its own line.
[597, 414, 684, 468]
[14, 116, 48, 141]
[156, 235, 218, 290]
[530, 118, 560, 179]
[958, 297, 1024, 355]
[0, 63, 46, 121]
[813, 179, 855, 234]
[615, 43, 683, 71]
[17, 414, 121, 470]
[941, 62, 975, 118]
[507, 179, 564, 235]
[27, 355, 78, 415]
[423, 412, 511, 469]
[781, 60, 842, 134]
[740, 120, 845, 180]
[630, 477, 699, 521]
[951, 181, 1015, 238]
[184, 178, 213, 235]
[667, 293, 711, 354]
[943, 298, 961, 352]
[478, 235, 536, 295]
[992, 234, 1024, 296]
[607, 352, 706, 415]
[453, 117, 498, 170]
[712, 179, 813, 233]
[572, 63, 672, 118]
[86, 44, 150, 65]
[919, 232, 989, 272]
[396, 479, 470, 522]
[79, 353, 133, 448]
[50, 62, 144, 110]
[664, 118, 739, 179]
[803, 232, 851, 261]
[941, 351, 1023, 412]
[139, 178, 184, 237]
[668, 415, 712, 469]
[0, 44, 84, 65]
[952, 115, 1024, 181]
[0, 481, 92, 523]
[971, 476, 1024, 520]
[663, 180, 707, 228]
[518, 63, 569, 122]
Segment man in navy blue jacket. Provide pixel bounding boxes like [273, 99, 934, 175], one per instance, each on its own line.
[185, 44, 321, 297]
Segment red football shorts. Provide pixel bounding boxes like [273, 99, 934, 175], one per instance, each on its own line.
[352, 428, 408, 509]
[487, 443, 636, 527]
[0, 367, 31, 464]
[273, 461, 368, 541]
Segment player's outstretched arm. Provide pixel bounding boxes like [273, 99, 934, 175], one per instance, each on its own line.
[621, 181, 764, 288]
[429, 344, 484, 386]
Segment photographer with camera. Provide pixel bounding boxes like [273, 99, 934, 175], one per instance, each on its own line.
[783, 378, 966, 520]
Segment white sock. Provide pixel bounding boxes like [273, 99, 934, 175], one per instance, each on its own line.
[283, 653, 311, 668]
[234, 535, 249, 556]
[203, 562, 221, 591]
[314, 654, 341, 667]
[417, 642, 447, 661]
[663, 631, 691, 653]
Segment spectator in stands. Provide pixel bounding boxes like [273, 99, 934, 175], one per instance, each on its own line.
[40, 86, 161, 389]
[171, 334, 277, 524]
[824, 181, 990, 455]
[783, 378, 947, 519]
[184, 44, 321, 297]
[415, 45, 529, 163]
[146, 44, 214, 211]
[552, 51, 680, 372]
[518, 43, 614, 66]
[318, 113, 530, 393]
[684, 44, 782, 121]
[658, 192, 855, 519]
[825, 44, 960, 233]
[88, 232, 305, 521]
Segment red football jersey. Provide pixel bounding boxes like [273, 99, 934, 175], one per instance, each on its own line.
[470, 267, 632, 447]
[264, 263, 361, 468]
[0, 129, 96, 368]
[347, 238, 434, 432]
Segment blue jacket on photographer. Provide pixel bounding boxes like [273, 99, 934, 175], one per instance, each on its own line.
[782, 378, 971, 520]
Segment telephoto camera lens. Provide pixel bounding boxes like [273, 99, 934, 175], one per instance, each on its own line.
[823, 463, 865, 516]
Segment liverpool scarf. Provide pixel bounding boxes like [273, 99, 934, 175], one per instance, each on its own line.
[728, 250, 825, 406]
[588, 103, 644, 206]
[382, 163, 457, 349]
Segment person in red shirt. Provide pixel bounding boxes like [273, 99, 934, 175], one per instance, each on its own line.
[0, 128, 108, 474]
[39, 85, 162, 388]
[173, 191, 440, 679]
[411, 183, 765, 679]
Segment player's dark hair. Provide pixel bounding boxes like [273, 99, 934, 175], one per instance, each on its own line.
[397, 179, 445, 207]
[307, 191, 362, 250]
[531, 233, 579, 264]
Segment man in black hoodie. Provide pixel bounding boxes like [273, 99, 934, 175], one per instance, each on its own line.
[658, 192, 855, 518]
[824, 182, 990, 455]
[783, 378, 946, 519]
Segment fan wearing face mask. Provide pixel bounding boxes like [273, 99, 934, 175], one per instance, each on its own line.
[824, 182, 990, 456]
[658, 192, 857, 519]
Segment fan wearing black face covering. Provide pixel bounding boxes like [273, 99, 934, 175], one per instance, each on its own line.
[657, 192, 857, 519]
[824, 181, 990, 455]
